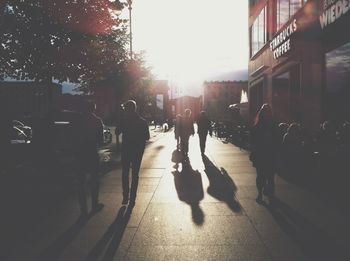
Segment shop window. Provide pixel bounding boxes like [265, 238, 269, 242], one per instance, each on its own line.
[251, 6, 267, 57]
[273, 72, 290, 122]
[276, 0, 306, 31]
[325, 42, 350, 122]
[272, 65, 300, 122]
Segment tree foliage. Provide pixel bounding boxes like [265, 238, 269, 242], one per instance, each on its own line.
[0, 0, 129, 83]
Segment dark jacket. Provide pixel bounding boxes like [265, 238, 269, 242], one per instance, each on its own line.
[179, 117, 194, 137]
[197, 116, 212, 136]
[251, 121, 278, 169]
[119, 112, 150, 149]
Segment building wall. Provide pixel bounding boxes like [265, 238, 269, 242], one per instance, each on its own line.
[248, 0, 350, 130]
[203, 81, 247, 121]
[171, 96, 202, 121]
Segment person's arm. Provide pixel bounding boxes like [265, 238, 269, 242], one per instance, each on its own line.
[98, 119, 104, 146]
[208, 120, 213, 136]
[145, 121, 150, 141]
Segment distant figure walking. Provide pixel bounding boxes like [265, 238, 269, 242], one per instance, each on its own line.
[197, 111, 212, 155]
[118, 100, 150, 207]
[78, 101, 104, 218]
[179, 109, 195, 158]
[174, 114, 182, 148]
[250, 104, 277, 204]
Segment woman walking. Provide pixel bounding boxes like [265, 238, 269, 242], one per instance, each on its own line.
[197, 111, 212, 155]
[250, 104, 278, 204]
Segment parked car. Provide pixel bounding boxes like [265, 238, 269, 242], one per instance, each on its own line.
[10, 125, 30, 144]
[103, 125, 112, 145]
[12, 120, 32, 139]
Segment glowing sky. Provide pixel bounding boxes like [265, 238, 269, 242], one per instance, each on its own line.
[127, 0, 248, 94]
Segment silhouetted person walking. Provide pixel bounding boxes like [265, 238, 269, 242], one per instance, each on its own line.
[78, 101, 104, 218]
[179, 109, 194, 158]
[197, 111, 212, 155]
[118, 100, 150, 207]
[174, 114, 182, 148]
[251, 104, 277, 204]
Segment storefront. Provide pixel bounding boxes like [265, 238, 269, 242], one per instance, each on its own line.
[248, 0, 350, 130]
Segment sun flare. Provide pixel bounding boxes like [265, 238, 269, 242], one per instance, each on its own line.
[124, 0, 248, 95]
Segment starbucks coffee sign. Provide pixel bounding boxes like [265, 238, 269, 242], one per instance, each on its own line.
[270, 19, 298, 59]
[320, 0, 350, 29]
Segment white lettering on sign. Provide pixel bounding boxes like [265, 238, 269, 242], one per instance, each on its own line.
[270, 19, 297, 59]
[320, 0, 350, 29]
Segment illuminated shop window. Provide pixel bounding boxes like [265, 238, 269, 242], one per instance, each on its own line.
[277, 0, 306, 31]
[251, 6, 267, 57]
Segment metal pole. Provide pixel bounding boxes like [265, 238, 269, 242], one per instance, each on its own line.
[128, 0, 133, 59]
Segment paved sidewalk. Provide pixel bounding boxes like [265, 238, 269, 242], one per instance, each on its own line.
[7, 131, 350, 261]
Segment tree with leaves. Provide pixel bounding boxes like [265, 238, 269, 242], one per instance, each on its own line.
[0, 0, 129, 84]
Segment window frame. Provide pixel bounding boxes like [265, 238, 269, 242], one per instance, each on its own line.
[250, 5, 268, 58]
[276, 0, 307, 32]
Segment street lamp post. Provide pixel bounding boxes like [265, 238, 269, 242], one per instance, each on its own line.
[127, 0, 133, 59]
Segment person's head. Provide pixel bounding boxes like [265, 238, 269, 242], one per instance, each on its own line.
[278, 122, 289, 134]
[287, 122, 300, 135]
[123, 100, 137, 114]
[342, 120, 350, 130]
[184, 108, 192, 118]
[321, 120, 334, 133]
[255, 103, 273, 125]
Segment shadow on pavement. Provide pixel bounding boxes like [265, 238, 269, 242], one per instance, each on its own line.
[202, 155, 242, 213]
[85, 206, 132, 261]
[35, 215, 89, 261]
[265, 198, 349, 261]
[172, 159, 205, 225]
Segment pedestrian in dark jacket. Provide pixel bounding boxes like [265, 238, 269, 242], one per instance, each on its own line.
[179, 109, 195, 158]
[78, 101, 104, 218]
[251, 104, 278, 204]
[197, 111, 212, 155]
[118, 100, 150, 207]
[174, 114, 182, 149]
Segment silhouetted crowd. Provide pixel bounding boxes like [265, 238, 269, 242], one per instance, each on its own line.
[277, 119, 350, 178]
[250, 103, 350, 205]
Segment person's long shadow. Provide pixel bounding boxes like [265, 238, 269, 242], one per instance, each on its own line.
[172, 160, 205, 225]
[202, 155, 242, 213]
[85, 206, 132, 261]
[263, 198, 348, 260]
[35, 214, 90, 261]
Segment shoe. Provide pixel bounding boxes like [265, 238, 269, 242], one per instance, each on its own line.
[129, 200, 135, 207]
[91, 203, 104, 213]
[256, 194, 263, 204]
[122, 196, 129, 205]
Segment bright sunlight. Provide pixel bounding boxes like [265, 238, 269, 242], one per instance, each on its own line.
[129, 0, 248, 95]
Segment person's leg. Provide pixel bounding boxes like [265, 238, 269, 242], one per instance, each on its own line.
[77, 171, 88, 216]
[90, 153, 104, 212]
[256, 168, 265, 202]
[182, 136, 189, 155]
[122, 153, 131, 204]
[200, 134, 207, 154]
[129, 149, 144, 206]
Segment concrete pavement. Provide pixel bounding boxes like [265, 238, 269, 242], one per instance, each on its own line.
[5, 130, 350, 261]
